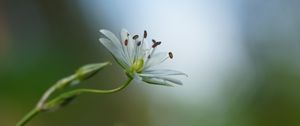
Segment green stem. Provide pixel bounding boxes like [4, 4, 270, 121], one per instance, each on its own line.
[45, 77, 133, 107]
[16, 77, 133, 126]
[16, 107, 40, 126]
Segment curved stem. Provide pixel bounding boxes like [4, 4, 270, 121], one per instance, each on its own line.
[72, 77, 133, 94]
[16, 77, 133, 126]
[45, 77, 133, 107]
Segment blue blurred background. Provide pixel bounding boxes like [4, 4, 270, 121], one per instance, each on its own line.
[1, 0, 300, 126]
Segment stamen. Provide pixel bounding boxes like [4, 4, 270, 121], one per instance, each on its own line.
[168, 52, 173, 59]
[133, 35, 139, 40]
[124, 39, 128, 46]
[143, 30, 147, 38]
[160, 53, 172, 64]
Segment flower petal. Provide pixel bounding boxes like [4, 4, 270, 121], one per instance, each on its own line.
[149, 76, 183, 85]
[140, 69, 188, 77]
[144, 52, 168, 69]
[121, 29, 128, 42]
[99, 29, 122, 49]
[119, 29, 132, 64]
[99, 38, 129, 68]
[142, 77, 174, 86]
[127, 35, 136, 63]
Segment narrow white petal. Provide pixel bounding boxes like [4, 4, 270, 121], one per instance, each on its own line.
[140, 74, 183, 85]
[99, 38, 129, 68]
[142, 77, 173, 86]
[140, 69, 188, 77]
[127, 36, 135, 63]
[99, 38, 119, 56]
[155, 76, 183, 85]
[119, 29, 131, 64]
[99, 29, 122, 49]
[144, 52, 168, 69]
[120, 29, 128, 42]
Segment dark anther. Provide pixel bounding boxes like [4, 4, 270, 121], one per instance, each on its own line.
[152, 39, 156, 43]
[152, 41, 162, 48]
[168, 52, 173, 59]
[152, 43, 158, 48]
[157, 41, 161, 45]
[143, 30, 147, 38]
[133, 35, 139, 40]
[124, 39, 128, 46]
[137, 41, 141, 46]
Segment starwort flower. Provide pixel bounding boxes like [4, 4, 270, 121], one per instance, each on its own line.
[16, 29, 187, 126]
[99, 29, 187, 86]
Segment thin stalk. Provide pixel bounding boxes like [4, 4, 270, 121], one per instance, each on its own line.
[16, 77, 133, 126]
[16, 107, 40, 126]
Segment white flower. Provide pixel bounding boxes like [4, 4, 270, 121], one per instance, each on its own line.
[99, 29, 187, 86]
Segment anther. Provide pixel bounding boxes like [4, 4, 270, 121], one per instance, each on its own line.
[156, 41, 161, 45]
[152, 39, 156, 43]
[133, 35, 139, 40]
[137, 41, 141, 46]
[143, 30, 147, 38]
[152, 43, 158, 48]
[168, 52, 173, 59]
[124, 39, 128, 46]
[152, 41, 161, 48]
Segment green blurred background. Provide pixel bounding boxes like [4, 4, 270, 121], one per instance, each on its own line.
[1, 0, 300, 126]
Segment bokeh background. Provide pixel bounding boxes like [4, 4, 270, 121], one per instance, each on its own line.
[1, 0, 300, 126]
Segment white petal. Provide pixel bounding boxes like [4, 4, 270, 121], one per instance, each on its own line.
[144, 52, 168, 69]
[140, 69, 188, 77]
[142, 77, 174, 86]
[99, 29, 122, 49]
[99, 38, 129, 68]
[155, 76, 183, 85]
[119, 29, 132, 64]
[120, 29, 128, 42]
[127, 35, 136, 63]
[140, 74, 183, 85]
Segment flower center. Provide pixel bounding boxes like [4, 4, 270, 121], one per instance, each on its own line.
[130, 59, 144, 73]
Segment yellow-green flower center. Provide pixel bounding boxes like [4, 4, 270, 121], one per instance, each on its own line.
[130, 59, 144, 73]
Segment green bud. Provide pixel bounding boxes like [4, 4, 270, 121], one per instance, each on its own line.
[75, 62, 111, 81]
[55, 62, 111, 89]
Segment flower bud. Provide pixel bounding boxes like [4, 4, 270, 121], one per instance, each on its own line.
[75, 62, 111, 81]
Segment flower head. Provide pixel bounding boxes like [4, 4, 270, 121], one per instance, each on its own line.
[99, 29, 187, 86]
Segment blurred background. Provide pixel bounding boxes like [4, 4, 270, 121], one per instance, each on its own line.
[1, 0, 300, 126]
